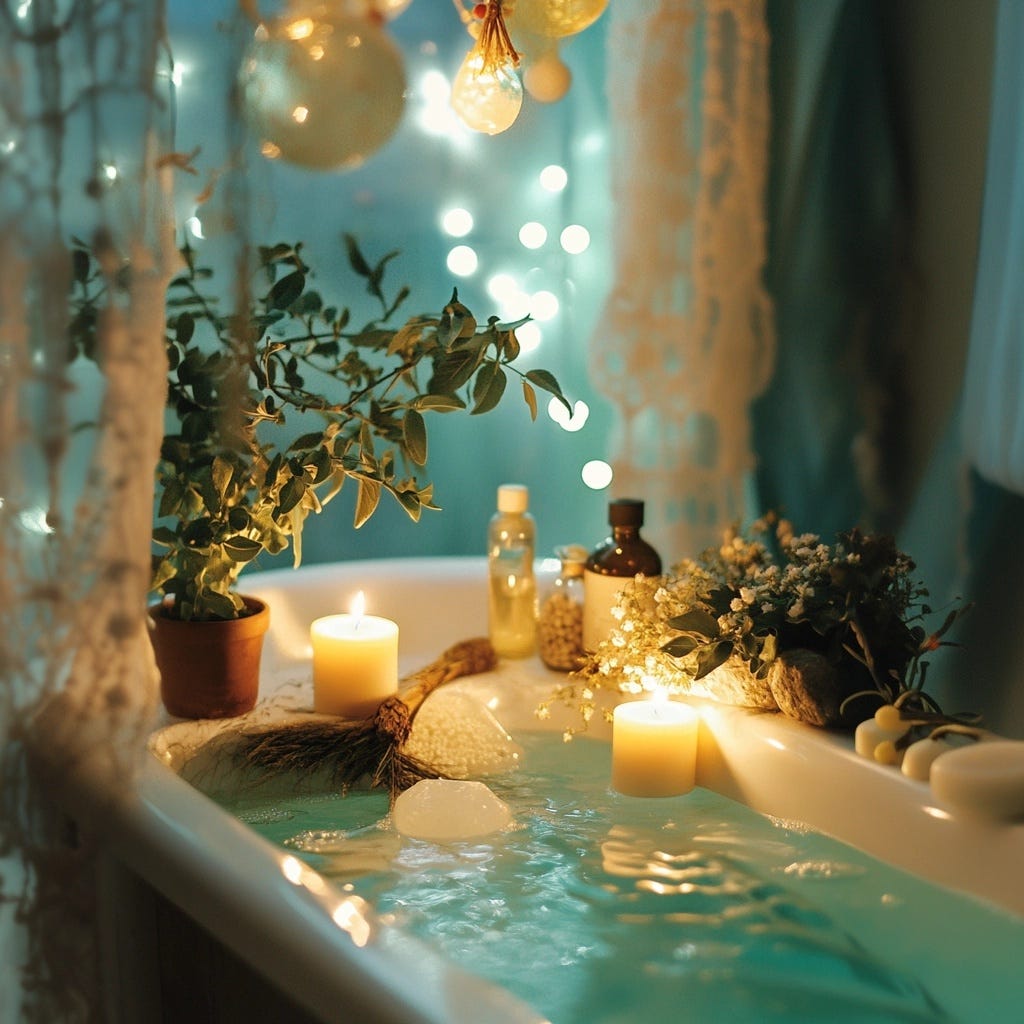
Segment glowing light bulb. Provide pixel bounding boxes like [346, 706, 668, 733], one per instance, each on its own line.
[518, 221, 547, 249]
[530, 290, 559, 321]
[451, 51, 523, 136]
[442, 207, 474, 237]
[516, 321, 542, 353]
[446, 245, 478, 276]
[540, 164, 568, 191]
[560, 224, 590, 254]
[582, 460, 613, 489]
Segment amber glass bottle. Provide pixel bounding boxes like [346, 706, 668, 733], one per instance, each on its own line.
[582, 499, 662, 652]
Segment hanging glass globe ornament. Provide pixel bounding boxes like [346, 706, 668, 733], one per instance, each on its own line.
[510, 0, 609, 39]
[523, 44, 571, 103]
[451, 0, 523, 135]
[239, 1, 407, 170]
[343, 0, 414, 19]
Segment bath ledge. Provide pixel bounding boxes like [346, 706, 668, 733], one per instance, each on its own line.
[72, 558, 1024, 1024]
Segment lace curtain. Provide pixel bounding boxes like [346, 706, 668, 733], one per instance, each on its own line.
[591, 0, 774, 561]
[0, 3, 175, 1018]
[961, 0, 1024, 494]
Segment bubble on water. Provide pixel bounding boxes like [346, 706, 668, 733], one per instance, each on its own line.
[286, 828, 357, 853]
[779, 860, 868, 881]
[238, 807, 295, 825]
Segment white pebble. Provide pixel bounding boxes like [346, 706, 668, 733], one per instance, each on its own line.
[854, 717, 907, 758]
[930, 740, 1024, 821]
[392, 779, 512, 842]
[900, 736, 954, 781]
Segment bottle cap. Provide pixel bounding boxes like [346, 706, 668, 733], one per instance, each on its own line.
[608, 498, 644, 527]
[497, 483, 529, 513]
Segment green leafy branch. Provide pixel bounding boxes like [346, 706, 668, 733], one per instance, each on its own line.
[69, 236, 570, 621]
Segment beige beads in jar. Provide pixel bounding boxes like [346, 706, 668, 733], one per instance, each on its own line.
[538, 545, 586, 671]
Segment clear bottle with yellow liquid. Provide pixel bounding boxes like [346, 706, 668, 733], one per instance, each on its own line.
[488, 484, 537, 658]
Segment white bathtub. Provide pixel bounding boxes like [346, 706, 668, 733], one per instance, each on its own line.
[106, 558, 1023, 1023]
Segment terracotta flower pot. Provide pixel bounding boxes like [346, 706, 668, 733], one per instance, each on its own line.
[149, 596, 270, 719]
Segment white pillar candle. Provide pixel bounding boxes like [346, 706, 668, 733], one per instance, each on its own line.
[311, 592, 399, 718]
[612, 698, 698, 797]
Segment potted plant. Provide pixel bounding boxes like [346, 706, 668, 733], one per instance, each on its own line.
[69, 236, 569, 717]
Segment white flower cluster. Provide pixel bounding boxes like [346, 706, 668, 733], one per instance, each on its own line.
[537, 518, 924, 737]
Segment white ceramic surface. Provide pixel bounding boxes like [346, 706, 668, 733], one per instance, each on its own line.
[129, 558, 1024, 1024]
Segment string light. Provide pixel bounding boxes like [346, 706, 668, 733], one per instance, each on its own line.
[450, 1, 523, 136]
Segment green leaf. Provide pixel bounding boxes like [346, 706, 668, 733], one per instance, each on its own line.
[287, 431, 326, 453]
[267, 270, 305, 311]
[223, 536, 263, 562]
[522, 380, 538, 421]
[429, 347, 480, 394]
[694, 640, 734, 680]
[367, 250, 399, 304]
[501, 328, 520, 362]
[525, 368, 572, 414]
[344, 234, 373, 278]
[396, 488, 422, 521]
[200, 590, 243, 620]
[387, 321, 426, 357]
[471, 362, 507, 415]
[211, 457, 233, 500]
[152, 525, 178, 547]
[354, 477, 381, 528]
[661, 635, 700, 659]
[412, 393, 465, 413]
[403, 409, 427, 466]
[158, 477, 186, 518]
[359, 421, 375, 459]
[667, 608, 721, 638]
[176, 311, 195, 346]
[181, 518, 214, 549]
[72, 248, 90, 284]
[276, 474, 306, 517]
[227, 507, 250, 531]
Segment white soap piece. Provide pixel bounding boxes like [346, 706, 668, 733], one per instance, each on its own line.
[392, 779, 512, 842]
[930, 740, 1024, 821]
[405, 690, 523, 779]
[901, 736, 954, 781]
[854, 718, 906, 759]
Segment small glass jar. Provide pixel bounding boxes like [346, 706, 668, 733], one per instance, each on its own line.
[538, 544, 587, 671]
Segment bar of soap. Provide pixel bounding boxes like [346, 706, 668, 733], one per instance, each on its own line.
[929, 741, 1024, 821]
[392, 779, 512, 842]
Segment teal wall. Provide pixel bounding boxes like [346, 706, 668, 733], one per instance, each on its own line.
[166, 2, 618, 569]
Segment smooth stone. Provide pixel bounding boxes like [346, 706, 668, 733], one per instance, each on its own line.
[392, 779, 512, 842]
[930, 740, 1024, 821]
[768, 649, 842, 726]
[854, 718, 907, 759]
[901, 736, 955, 781]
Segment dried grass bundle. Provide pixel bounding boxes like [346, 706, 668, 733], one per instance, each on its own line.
[236, 637, 497, 801]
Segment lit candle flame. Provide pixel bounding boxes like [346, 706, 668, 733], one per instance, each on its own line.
[351, 589, 366, 627]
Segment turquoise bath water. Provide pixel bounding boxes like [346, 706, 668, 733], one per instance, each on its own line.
[209, 735, 1024, 1024]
